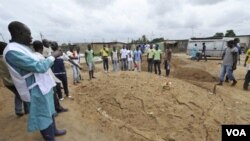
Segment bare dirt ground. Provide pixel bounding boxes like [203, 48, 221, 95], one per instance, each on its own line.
[1, 53, 250, 141]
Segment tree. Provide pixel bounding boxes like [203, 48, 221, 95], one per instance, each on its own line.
[225, 30, 236, 37]
[130, 35, 149, 44]
[61, 43, 67, 46]
[151, 37, 164, 43]
[213, 32, 224, 37]
[142, 35, 149, 43]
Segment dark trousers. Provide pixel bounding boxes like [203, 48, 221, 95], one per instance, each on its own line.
[244, 70, 250, 90]
[164, 60, 170, 77]
[154, 60, 161, 75]
[55, 74, 69, 96]
[6, 85, 29, 114]
[53, 84, 63, 112]
[103, 57, 109, 71]
[121, 58, 127, 71]
[148, 58, 153, 72]
[55, 83, 63, 99]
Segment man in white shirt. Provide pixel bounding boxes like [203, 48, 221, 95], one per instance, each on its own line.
[42, 39, 52, 58]
[127, 45, 134, 71]
[33, 40, 68, 114]
[120, 45, 127, 71]
[111, 46, 119, 71]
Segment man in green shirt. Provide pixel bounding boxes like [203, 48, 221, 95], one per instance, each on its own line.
[147, 44, 154, 73]
[153, 44, 162, 75]
[85, 44, 96, 80]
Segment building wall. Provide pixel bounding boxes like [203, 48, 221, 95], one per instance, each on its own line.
[237, 36, 250, 49]
[91, 44, 104, 53]
[60, 43, 88, 53]
[109, 43, 125, 50]
[75, 43, 89, 53]
[161, 40, 188, 53]
[91, 42, 126, 54]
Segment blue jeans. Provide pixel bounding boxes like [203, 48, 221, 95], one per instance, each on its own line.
[220, 65, 235, 82]
[72, 65, 80, 83]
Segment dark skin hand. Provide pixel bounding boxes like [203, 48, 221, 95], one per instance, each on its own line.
[51, 50, 63, 58]
[68, 59, 82, 70]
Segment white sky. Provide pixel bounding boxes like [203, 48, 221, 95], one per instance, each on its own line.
[0, 0, 250, 44]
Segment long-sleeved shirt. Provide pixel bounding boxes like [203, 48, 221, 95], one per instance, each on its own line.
[4, 42, 55, 132]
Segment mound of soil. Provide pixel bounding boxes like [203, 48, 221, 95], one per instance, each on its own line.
[1, 54, 250, 141]
[141, 55, 217, 82]
[172, 67, 218, 82]
[0, 79, 4, 87]
[74, 72, 233, 141]
[171, 57, 189, 69]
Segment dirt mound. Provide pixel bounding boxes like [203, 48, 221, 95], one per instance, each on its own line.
[141, 55, 217, 82]
[0, 79, 4, 87]
[1, 54, 250, 141]
[171, 57, 189, 69]
[73, 72, 232, 141]
[141, 55, 189, 72]
[173, 67, 218, 82]
[170, 56, 218, 82]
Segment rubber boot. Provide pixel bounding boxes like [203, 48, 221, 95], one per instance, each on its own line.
[52, 115, 66, 136]
[40, 124, 55, 141]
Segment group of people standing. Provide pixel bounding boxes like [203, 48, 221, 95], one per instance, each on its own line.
[0, 21, 101, 141]
[97, 42, 172, 77]
[146, 43, 172, 76]
[2, 20, 250, 141]
[220, 38, 250, 90]
[189, 38, 250, 90]
[99, 44, 143, 72]
[0, 21, 88, 141]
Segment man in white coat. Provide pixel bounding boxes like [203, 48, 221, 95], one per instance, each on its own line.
[3, 21, 66, 141]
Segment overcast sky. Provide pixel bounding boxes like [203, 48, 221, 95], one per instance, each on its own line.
[0, 0, 250, 44]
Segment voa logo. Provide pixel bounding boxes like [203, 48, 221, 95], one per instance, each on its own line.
[226, 129, 246, 136]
